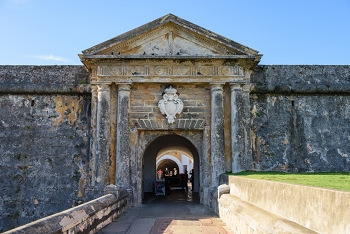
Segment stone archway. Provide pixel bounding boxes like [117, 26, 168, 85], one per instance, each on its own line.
[156, 155, 183, 173]
[141, 134, 200, 203]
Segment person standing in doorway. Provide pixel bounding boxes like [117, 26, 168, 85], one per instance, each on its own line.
[157, 169, 163, 180]
[164, 168, 169, 176]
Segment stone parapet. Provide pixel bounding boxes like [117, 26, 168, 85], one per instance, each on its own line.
[252, 65, 350, 94]
[0, 65, 90, 94]
[3, 192, 128, 234]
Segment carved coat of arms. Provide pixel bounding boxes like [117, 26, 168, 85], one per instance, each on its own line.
[158, 86, 184, 124]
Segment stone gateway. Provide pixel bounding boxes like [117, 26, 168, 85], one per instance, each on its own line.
[79, 13, 261, 206]
[1, 14, 350, 232]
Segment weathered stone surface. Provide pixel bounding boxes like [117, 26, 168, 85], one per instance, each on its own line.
[250, 94, 350, 172]
[95, 84, 111, 188]
[4, 193, 128, 234]
[210, 83, 225, 185]
[116, 84, 131, 188]
[252, 65, 350, 94]
[130, 83, 211, 130]
[82, 14, 260, 58]
[0, 65, 90, 93]
[0, 94, 91, 232]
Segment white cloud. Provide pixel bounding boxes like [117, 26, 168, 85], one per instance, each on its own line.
[30, 55, 68, 62]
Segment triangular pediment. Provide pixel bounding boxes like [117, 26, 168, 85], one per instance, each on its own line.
[82, 14, 260, 57]
[113, 30, 224, 56]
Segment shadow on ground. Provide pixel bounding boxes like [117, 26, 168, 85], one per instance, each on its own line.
[98, 189, 233, 234]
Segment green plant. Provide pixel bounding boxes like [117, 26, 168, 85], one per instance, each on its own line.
[83, 95, 91, 100]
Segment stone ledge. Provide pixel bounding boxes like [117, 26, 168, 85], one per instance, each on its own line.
[3, 193, 128, 234]
[219, 194, 317, 234]
[227, 176, 350, 234]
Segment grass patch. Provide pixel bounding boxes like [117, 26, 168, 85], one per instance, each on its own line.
[228, 171, 350, 192]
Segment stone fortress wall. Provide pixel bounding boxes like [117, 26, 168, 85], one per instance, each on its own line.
[0, 66, 92, 232]
[1, 64, 350, 232]
[251, 65, 350, 172]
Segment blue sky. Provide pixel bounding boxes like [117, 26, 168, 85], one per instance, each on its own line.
[0, 0, 349, 65]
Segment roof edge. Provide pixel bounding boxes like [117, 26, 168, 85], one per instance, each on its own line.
[82, 14, 259, 56]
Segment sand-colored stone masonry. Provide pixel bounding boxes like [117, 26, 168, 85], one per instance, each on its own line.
[130, 83, 211, 130]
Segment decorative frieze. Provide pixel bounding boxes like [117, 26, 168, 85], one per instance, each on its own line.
[97, 65, 245, 77]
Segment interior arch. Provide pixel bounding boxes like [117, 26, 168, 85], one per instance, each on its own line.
[142, 134, 200, 200]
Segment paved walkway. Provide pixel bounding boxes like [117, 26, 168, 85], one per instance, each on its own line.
[98, 189, 234, 234]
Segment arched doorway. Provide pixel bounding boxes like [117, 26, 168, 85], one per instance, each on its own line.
[142, 134, 200, 202]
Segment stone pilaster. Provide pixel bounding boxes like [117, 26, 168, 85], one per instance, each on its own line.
[116, 83, 132, 188]
[109, 84, 118, 185]
[95, 84, 111, 188]
[90, 85, 98, 186]
[242, 84, 253, 170]
[230, 84, 244, 172]
[210, 83, 225, 186]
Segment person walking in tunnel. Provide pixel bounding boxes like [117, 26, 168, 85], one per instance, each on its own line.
[182, 171, 188, 191]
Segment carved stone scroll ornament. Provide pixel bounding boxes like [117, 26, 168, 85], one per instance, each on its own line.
[158, 86, 184, 124]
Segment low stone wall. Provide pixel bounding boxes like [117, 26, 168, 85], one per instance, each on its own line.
[219, 194, 317, 234]
[218, 175, 350, 234]
[3, 191, 128, 234]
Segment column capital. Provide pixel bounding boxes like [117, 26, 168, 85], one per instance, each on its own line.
[229, 83, 243, 91]
[91, 85, 98, 94]
[242, 83, 254, 93]
[210, 83, 224, 92]
[97, 84, 111, 92]
[117, 83, 132, 91]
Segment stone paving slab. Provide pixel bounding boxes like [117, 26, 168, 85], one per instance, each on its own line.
[97, 190, 234, 234]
